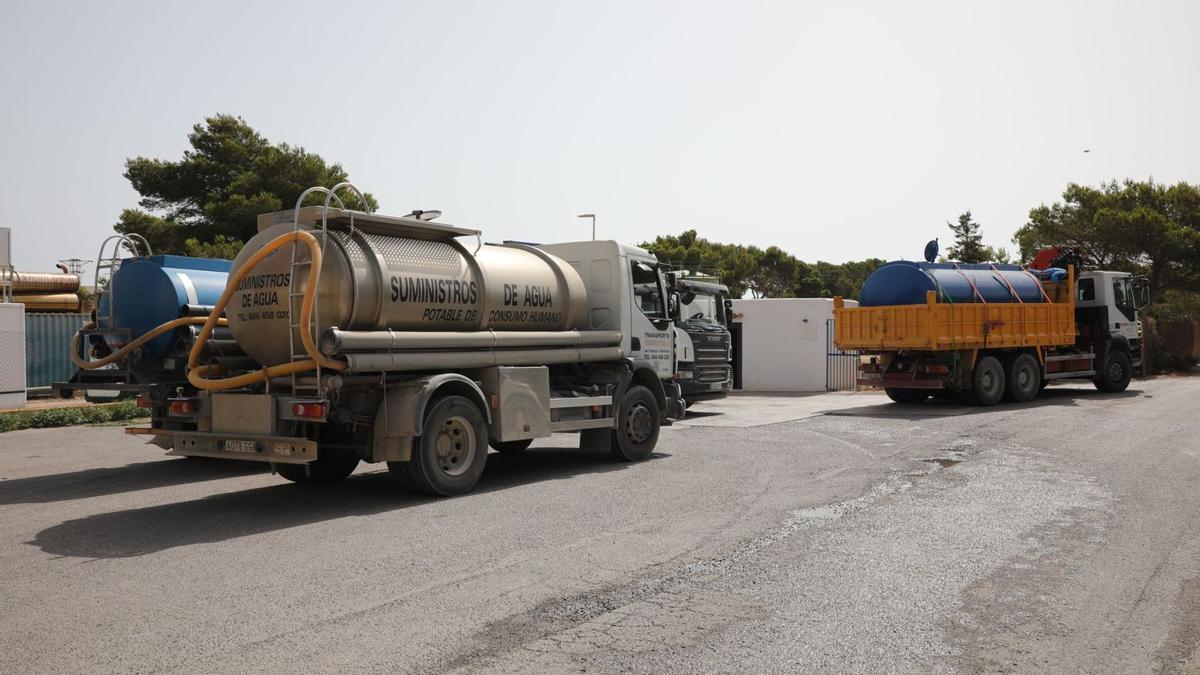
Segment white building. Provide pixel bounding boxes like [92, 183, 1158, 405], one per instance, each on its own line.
[731, 297, 858, 392]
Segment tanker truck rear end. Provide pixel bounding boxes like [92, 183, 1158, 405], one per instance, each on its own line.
[834, 260, 1147, 405]
[141, 185, 684, 496]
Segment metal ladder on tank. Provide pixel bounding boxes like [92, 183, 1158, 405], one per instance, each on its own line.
[285, 183, 368, 400]
[93, 234, 153, 331]
[89, 234, 152, 355]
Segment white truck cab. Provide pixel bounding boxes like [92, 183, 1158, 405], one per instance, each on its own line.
[537, 240, 685, 415]
[1076, 270, 1147, 367]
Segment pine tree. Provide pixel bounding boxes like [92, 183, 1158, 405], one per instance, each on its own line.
[946, 211, 989, 263]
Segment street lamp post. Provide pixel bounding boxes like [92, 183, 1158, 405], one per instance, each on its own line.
[577, 213, 596, 241]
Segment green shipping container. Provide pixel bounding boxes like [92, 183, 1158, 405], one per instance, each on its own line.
[25, 313, 88, 389]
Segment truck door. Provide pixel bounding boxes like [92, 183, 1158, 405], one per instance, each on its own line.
[1109, 276, 1141, 343]
[628, 260, 675, 379]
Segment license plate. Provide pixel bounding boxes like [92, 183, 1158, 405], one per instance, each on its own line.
[710, 383, 725, 391]
[224, 439, 257, 454]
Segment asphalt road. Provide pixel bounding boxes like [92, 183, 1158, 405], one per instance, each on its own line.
[1, 379, 1197, 673]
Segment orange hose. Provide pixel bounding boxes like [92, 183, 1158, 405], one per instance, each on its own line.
[70, 316, 229, 370]
[187, 230, 346, 391]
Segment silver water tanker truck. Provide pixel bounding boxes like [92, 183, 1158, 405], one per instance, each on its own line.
[146, 184, 684, 496]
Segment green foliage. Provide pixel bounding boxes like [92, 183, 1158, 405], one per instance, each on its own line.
[0, 400, 149, 433]
[115, 115, 378, 257]
[1015, 180, 1200, 300]
[640, 230, 758, 297]
[184, 235, 244, 260]
[642, 231, 883, 299]
[1146, 290, 1200, 323]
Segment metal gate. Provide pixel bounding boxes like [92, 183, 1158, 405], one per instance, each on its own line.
[826, 318, 859, 391]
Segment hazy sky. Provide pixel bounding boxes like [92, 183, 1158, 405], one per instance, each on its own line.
[2, 0, 1197, 275]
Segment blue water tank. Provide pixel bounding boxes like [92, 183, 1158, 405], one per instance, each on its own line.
[859, 261, 1046, 307]
[97, 255, 232, 357]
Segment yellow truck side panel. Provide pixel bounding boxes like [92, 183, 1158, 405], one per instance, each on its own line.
[834, 284, 1076, 353]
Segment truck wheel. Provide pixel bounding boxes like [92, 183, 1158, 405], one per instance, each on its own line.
[490, 439, 533, 455]
[1094, 350, 1132, 393]
[610, 385, 659, 462]
[276, 452, 359, 485]
[1006, 353, 1041, 403]
[884, 388, 929, 404]
[391, 395, 488, 497]
[970, 355, 1006, 406]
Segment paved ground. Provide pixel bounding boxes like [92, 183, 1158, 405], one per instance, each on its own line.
[1, 378, 1198, 673]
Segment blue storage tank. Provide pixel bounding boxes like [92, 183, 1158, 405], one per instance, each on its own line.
[96, 255, 232, 357]
[859, 261, 1046, 307]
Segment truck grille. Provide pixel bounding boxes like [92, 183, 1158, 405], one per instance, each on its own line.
[695, 365, 731, 383]
[687, 329, 731, 383]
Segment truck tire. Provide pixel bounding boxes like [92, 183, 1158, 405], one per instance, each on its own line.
[1006, 353, 1041, 403]
[390, 395, 488, 497]
[276, 452, 359, 485]
[490, 439, 533, 455]
[884, 388, 929, 404]
[1094, 350, 1132, 393]
[610, 385, 659, 462]
[970, 355, 1006, 406]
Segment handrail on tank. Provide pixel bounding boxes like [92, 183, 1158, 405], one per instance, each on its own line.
[93, 233, 153, 332]
[287, 183, 369, 397]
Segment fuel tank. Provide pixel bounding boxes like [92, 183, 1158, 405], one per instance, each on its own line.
[859, 261, 1046, 307]
[226, 221, 588, 367]
[97, 255, 232, 358]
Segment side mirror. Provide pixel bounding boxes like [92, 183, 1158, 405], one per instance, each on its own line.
[1133, 278, 1150, 309]
[668, 292, 680, 317]
[680, 290, 697, 306]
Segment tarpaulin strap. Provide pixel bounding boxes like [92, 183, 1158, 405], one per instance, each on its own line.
[1025, 267, 1053, 303]
[988, 263, 1024, 303]
[952, 264, 986, 303]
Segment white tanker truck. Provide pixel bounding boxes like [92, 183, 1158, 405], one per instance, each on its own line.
[137, 184, 685, 496]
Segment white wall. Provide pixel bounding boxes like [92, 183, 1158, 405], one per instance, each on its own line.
[732, 297, 857, 392]
[0, 303, 26, 410]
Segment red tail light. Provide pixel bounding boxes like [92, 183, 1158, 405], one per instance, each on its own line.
[292, 402, 326, 419]
[925, 365, 950, 374]
[168, 399, 197, 415]
[136, 395, 153, 409]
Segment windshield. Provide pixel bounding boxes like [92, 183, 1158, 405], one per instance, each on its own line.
[678, 291, 726, 327]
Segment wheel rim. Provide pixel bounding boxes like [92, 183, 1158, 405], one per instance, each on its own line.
[1017, 364, 1032, 391]
[1108, 360, 1124, 382]
[981, 366, 1000, 396]
[434, 415, 475, 477]
[625, 402, 654, 444]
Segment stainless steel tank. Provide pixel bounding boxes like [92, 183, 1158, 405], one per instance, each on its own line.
[226, 213, 589, 367]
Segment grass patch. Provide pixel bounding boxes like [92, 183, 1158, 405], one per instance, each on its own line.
[0, 400, 150, 433]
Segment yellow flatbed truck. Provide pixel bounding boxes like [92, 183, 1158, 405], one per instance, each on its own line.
[834, 264, 1147, 405]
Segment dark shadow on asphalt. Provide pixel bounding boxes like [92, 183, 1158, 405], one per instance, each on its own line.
[28, 447, 668, 559]
[679, 410, 723, 419]
[0, 458, 268, 505]
[824, 386, 1145, 420]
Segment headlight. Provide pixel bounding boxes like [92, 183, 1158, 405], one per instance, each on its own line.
[673, 370, 694, 380]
